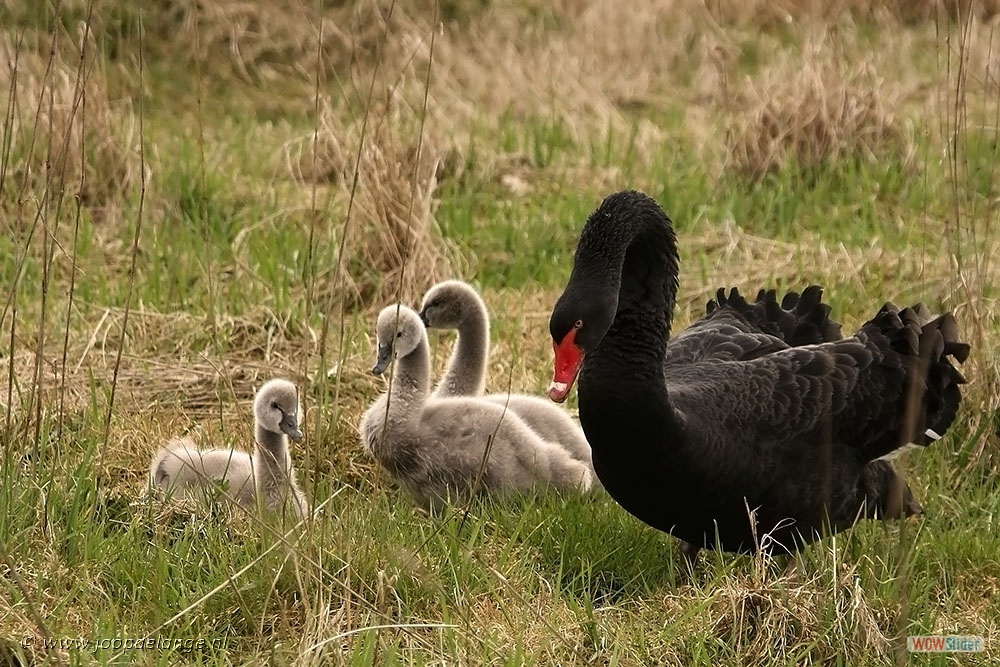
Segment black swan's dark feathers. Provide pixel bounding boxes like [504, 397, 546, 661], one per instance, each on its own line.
[548, 189, 970, 555]
[664, 285, 843, 366]
[714, 285, 844, 347]
[669, 302, 967, 466]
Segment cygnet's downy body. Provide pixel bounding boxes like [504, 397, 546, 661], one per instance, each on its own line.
[360, 304, 593, 510]
[418, 280, 594, 468]
[149, 379, 309, 519]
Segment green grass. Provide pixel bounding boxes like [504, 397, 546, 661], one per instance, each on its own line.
[2, 1, 999, 665]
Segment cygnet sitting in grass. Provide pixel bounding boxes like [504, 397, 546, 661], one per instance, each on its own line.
[419, 280, 594, 469]
[360, 304, 593, 510]
[149, 379, 309, 519]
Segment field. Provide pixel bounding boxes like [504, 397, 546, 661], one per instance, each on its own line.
[1, 0, 999, 664]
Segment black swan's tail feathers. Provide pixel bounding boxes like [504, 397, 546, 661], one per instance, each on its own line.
[861, 303, 969, 460]
[779, 285, 844, 346]
[706, 285, 843, 346]
[915, 310, 970, 442]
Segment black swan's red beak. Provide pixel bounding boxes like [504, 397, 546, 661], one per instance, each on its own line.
[548, 328, 583, 403]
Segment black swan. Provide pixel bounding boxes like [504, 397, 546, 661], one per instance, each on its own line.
[547, 189, 970, 556]
[419, 280, 594, 468]
[150, 379, 310, 518]
[360, 305, 593, 510]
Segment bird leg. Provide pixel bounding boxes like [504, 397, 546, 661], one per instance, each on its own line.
[679, 540, 701, 571]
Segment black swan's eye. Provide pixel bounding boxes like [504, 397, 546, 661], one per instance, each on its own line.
[574, 320, 583, 329]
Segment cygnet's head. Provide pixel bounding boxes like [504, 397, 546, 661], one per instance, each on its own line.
[418, 280, 481, 330]
[253, 379, 303, 441]
[372, 305, 425, 375]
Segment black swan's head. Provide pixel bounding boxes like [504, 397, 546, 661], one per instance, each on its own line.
[548, 190, 678, 403]
[548, 289, 616, 402]
[254, 379, 303, 442]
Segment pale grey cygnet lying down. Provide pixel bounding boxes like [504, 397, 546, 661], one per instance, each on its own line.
[149, 378, 310, 519]
[418, 280, 594, 468]
[360, 304, 593, 510]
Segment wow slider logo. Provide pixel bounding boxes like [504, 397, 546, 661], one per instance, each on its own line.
[907, 635, 985, 653]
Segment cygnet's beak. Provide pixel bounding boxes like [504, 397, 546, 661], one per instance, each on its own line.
[371, 343, 394, 375]
[417, 308, 430, 328]
[279, 411, 303, 441]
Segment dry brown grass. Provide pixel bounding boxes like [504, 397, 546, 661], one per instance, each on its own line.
[267, 0, 702, 184]
[84, 0, 396, 83]
[172, 0, 633, 132]
[280, 95, 350, 187]
[725, 38, 913, 181]
[703, 569, 892, 660]
[701, 0, 1000, 26]
[282, 98, 458, 310]
[342, 115, 455, 308]
[415, 0, 689, 144]
[0, 27, 142, 221]
[0, 307, 303, 438]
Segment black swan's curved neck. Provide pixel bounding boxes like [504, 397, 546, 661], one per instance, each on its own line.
[559, 191, 685, 515]
[575, 191, 680, 375]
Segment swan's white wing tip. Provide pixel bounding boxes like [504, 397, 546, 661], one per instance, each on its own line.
[875, 443, 921, 462]
[875, 430, 943, 462]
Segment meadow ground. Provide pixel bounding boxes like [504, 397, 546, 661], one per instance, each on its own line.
[1, 0, 999, 664]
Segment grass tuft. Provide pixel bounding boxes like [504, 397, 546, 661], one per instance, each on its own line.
[333, 106, 457, 309]
[726, 37, 913, 182]
[0, 26, 142, 220]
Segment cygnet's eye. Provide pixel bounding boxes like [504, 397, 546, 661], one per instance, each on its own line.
[396, 330, 404, 338]
[271, 401, 279, 410]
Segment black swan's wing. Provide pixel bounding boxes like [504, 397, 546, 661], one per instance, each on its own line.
[669, 302, 968, 463]
[664, 286, 843, 366]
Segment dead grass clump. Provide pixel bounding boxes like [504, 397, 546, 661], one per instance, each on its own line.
[143, 0, 399, 83]
[279, 1, 712, 188]
[0, 27, 141, 220]
[700, 569, 890, 662]
[282, 99, 457, 310]
[280, 96, 349, 186]
[701, 0, 999, 27]
[726, 45, 912, 181]
[342, 117, 455, 309]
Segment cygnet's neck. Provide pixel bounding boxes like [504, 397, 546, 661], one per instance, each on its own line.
[254, 424, 308, 518]
[255, 425, 291, 481]
[390, 338, 432, 417]
[256, 424, 288, 457]
[442, 297, 489, 396]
